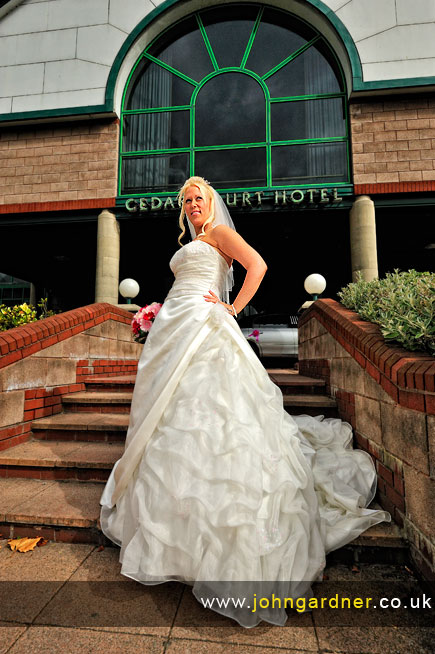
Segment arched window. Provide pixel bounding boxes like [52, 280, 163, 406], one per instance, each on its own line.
[120, 4, 349, 196]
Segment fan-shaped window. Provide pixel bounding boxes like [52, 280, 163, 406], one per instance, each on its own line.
[119, 3, 349, 196]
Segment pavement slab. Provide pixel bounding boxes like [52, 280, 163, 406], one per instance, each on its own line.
[171, 587, 318, 650]
[32, 413, 129, 430]
[0, 622, 27, 654]
[6, 626, 166, 654]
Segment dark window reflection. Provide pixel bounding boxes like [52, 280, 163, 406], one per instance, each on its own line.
[125, 60, 194, 110]
[271, 98, 346, 141]
[123, 111, 190, 152]
[196, 73, 265, 146]
[196, 148, 266, 188]
[267, 42, 342, 97]
[148, 16, 213, 82]
[201, 5, 258, 69]
[272, 142, 348, 185]
[246, 8, 315, 77]
[122, 153, 189, 194]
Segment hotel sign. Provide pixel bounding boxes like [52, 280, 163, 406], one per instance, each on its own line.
[124, 188, 344, 212]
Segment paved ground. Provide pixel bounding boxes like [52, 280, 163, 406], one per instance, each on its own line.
[0, 539, 433, 654]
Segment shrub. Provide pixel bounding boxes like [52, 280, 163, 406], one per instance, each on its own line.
[0, 298, 56, 332]
[338, 270, 435, 356]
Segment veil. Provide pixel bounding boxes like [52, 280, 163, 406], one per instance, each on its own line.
[186, 187, 235, 304]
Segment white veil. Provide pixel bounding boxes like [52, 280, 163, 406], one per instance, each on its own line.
[186, 188, 235, 304]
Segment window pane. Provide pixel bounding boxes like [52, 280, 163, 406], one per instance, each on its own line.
[195, 148, 266, 188]
[195, 73, 265, 146]
[148, 16, 213, 82]
[200, 5, 258, 69]
[122, 153, 189, 194]
[125, 60, 193, 110]
[246, 8, 315, 77]
[271, 98, 346, 141]
[272, 142, 348, 185]
[123, 111, 190, 152]
[267, 41, 342, 97]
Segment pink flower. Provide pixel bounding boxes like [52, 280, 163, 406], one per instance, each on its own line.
[139, 318, 152, 332]
[248, 329, 260, 342]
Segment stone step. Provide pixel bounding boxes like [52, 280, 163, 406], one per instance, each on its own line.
[267, 370, 327, 395]
[0, 440, 124, 482]
[283, 394, 338, 418]
[31, 413, 128, 442]
[84, 375, 135, 392]
[62, 391, 133, 413]
[0, 478, 407, 560]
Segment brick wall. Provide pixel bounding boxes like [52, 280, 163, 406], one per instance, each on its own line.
[299, 299, 435, 582]
[351, 97, 435, 185]
[0, 303, 141, 451]
[0, 119, 118, 207]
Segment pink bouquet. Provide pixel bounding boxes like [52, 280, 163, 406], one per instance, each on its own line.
[132, 302, 162, 343]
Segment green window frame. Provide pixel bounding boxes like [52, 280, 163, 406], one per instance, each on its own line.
[118, 3, 350, 197]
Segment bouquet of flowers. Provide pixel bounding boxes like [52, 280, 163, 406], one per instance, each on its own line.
[132, 302, 162, 343]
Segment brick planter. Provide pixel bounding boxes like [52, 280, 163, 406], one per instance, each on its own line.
[299, 299, 435, 582]
[0, 303, 141, 451]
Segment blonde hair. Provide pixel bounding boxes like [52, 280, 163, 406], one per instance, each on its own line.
[177, 176, 215, 246]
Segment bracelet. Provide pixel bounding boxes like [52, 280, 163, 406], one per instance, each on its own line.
[231, 304, 237, 318]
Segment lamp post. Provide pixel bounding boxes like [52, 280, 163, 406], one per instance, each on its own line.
[118, 278, 140, 312]
[299, 274, 327, 311]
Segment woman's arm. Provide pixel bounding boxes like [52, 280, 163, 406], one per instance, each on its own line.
[203, 224, 267, 314]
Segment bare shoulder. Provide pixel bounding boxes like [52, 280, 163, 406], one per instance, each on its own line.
[211, 224, 245, 245]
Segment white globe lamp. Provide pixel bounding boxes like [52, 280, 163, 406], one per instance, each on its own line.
[304, 274, 326, 301]
[119, 278, 140, 305]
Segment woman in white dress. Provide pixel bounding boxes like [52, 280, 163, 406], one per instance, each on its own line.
[100, 176, 390, 628]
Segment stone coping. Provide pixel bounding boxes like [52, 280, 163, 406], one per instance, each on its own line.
[299, 299, 435, 414]
[0, 303, 133, 370]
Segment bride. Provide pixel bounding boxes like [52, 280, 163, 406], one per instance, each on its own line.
[100, 176, 390, 628]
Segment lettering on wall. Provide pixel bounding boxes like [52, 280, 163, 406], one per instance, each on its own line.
[125, 188, 344, 213]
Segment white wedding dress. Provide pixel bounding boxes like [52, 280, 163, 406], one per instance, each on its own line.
[100, 239, 390, 628]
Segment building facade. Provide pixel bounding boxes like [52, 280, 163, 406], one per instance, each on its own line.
[0, 0, 434, 312]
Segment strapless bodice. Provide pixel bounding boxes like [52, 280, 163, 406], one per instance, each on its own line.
[166, 239, 230, 300]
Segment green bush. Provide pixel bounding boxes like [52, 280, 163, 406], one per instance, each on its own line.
[338, 269, 435, 356]
[0, 298, 56, 332]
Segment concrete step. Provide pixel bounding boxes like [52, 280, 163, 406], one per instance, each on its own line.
[31, 413, 128, 442]
[267, 370, 327, 395]
[62, 391, 133, 413]
[0, 440, 124, 482]
[0, 478, 407, 560]
[283, 394, 338, 418]
[84, 375, 135, 392]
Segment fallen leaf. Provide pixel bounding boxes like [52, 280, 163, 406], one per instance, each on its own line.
[8, 537, 43, 552]
[97, 545, 104, 552]
[36, 538, 49, 547]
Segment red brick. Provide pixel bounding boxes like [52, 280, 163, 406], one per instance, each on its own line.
[24, 398, 45, 410]
[425, 394, 435, 415]
[385, 483, 405, 513]
[41, 335, 58, 349]
[34, 407, 53, 419]
[380, 374, 399, 403]
[0, 350, 22, 369]
[413, 361, 434, 390]
[376, 461, 393, 486]
[23, 410, 35, 421]
[53, 385, 70, 396]
[24, 389, 37, 399]
[393, 473, 405, 496]
[398, 390, 425, 412]
[423, 362, 435, 392]
[0, 432, 30, 451]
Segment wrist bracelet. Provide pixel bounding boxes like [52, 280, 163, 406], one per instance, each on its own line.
[231, 304, 237, 318]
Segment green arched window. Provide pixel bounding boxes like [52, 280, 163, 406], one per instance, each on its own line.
[119, 4, 349, 196]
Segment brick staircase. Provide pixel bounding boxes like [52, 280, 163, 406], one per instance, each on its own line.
[0, 369, 405, 561]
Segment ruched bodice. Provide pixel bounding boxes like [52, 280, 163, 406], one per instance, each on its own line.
[166, 240, 230, 300]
